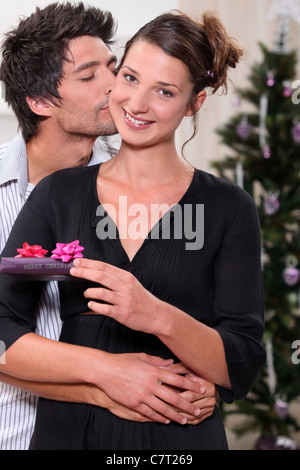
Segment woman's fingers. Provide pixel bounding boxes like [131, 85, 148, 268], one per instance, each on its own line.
[84, 287, 117, 306]
[71, 265, 121, 292]
[71, 258, 127, 284]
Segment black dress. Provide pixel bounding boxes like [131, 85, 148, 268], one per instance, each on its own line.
[0, 164, 265, 450]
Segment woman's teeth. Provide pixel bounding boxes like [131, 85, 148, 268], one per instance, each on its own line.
[126, 112, 151, 125]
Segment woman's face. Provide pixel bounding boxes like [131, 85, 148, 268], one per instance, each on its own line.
[109, 40, 197, 149]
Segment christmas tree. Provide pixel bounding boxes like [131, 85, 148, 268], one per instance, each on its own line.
[212, 1, 300, 449]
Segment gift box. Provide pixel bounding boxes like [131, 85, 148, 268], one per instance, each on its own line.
[0, 257, 75, 281]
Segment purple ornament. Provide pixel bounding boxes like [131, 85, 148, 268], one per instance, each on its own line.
[263, 144, 271, 159]
[292, 123, 300, 143]
[236, 118, 252, 140]
[232, 94, 241, 107]
[273, 399, 289, 419]
[283, 83, 292, 97]
[283, 266, 300, 286]
[264, 195, 280, 215]
[267, 71, 275, 87]
[255, 435, 299, 451]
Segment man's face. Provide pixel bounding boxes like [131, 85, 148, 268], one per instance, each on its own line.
[52, 35, 118, 137]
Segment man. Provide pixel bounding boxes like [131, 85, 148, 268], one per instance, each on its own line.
[0, 2, 216, 450]
[0, 2, 118, 449]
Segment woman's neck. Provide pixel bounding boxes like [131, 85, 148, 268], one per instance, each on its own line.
[109, 140, 193, 191]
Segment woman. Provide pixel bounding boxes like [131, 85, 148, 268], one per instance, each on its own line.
[0, 11, 265, 450]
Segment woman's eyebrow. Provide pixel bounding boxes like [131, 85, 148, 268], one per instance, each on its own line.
[121, 66, 182, 91]
[157, 81, 182, 92]
[121, 65, 139, 75]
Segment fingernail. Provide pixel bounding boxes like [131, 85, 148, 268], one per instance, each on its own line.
[181, 417, 188, 425]
[194, 408, 201, 416]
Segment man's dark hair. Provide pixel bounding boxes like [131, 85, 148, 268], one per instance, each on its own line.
[0, 2, 116, 141]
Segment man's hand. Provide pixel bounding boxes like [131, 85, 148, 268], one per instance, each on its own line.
[94, 352, 205, 425]
[90, 362, 217, 425]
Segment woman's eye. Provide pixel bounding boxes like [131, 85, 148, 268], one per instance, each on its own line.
[159, 89, 173, 98]
[124, 74, 137, 83]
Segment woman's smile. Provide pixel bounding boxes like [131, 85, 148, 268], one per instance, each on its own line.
[123, 109, 154, 130]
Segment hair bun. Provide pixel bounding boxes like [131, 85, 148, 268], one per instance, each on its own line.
[201, 11, 244, 93]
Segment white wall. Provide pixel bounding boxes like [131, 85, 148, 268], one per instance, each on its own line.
[0, 0, 177, 143]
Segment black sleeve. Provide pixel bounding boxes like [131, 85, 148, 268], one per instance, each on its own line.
[0, 177, 56, 350]
[212, 189, 266, 403]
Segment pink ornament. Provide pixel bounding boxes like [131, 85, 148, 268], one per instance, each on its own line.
[15, 242, 48, 258]
[267, 71, 275, 87]
[263, 144, 271, 159]
[283, 83, 292, 97]
[51, 240, 84, 263]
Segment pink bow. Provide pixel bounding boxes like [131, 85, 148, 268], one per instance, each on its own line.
[51, 240, 84, 263]
[16, 242, 48, 258]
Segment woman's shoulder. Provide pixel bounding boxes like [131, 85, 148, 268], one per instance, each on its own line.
[195, 169, 255, 208]
[27, 164, 100, 211]
[47, 163, 100, 186]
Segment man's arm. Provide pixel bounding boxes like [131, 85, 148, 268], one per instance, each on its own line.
[0, 371, 153, 422]
[0, 369, 217, 425]
[0, 333, 206, 425]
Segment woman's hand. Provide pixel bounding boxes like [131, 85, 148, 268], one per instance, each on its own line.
[163, 363, 218, 425]
[71, 258, 164, 335]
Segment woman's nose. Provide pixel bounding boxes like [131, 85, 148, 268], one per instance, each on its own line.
[128, 89, 150, 115]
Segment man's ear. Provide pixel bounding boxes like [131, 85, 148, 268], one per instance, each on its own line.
[185, 90, 207, 117]
[26, 96, 54, 116]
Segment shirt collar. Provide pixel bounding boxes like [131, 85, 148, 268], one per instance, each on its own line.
[0, 134, 114, 199]
[0, 133, 28, 198]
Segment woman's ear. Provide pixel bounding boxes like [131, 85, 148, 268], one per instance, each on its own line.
[185, 90, 207, 117]
[26, 96, 54, 117]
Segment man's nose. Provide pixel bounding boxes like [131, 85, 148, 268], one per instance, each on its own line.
[103, 69, 116, 95]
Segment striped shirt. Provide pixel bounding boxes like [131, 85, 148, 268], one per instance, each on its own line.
[0, 133, 115, 450]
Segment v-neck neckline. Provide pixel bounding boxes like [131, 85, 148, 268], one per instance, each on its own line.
[93, 163, 198, 265]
